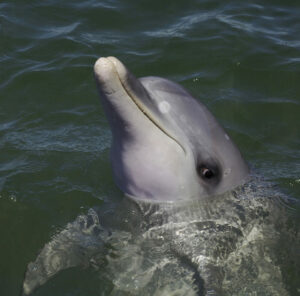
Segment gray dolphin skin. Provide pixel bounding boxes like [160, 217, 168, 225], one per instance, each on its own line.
[94, 57, 249, 201]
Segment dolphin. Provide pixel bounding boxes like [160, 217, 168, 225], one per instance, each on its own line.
[94, 57, 249, 201]
[22, 58, 297, 296]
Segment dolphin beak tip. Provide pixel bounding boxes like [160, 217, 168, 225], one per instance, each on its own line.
[94, 57, 111, 73]
[94, 57, 117, 85]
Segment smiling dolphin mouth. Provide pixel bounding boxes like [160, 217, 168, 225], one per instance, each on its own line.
[94, 56, 186, 153]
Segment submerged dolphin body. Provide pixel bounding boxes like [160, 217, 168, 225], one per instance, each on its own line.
[94, 57, 249, 201]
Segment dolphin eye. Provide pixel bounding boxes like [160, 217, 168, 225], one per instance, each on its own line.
[201, 168, 214, 179]
[197, 164, 218, 181]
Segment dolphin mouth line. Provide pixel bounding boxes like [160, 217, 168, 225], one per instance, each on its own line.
[112, 63, 186, 154]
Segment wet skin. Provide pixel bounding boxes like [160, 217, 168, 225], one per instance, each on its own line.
[94, 57, 249, 201]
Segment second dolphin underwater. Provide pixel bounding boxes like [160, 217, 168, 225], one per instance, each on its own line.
[23, 57, 298, 295]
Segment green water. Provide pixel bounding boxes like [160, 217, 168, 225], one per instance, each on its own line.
[0, 0, 299, 295]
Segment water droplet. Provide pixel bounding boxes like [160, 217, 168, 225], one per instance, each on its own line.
[10, 195, 17, 202]
[158, 101, 171, 114]
[224, 168, 231, 176]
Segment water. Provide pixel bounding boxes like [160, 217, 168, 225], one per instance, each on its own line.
[0, 0, 299, 295]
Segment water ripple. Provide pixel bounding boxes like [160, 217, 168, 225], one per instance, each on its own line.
[37, 22, 81, 39]
[2, 125, 111, 153]
[144, 12, 217, 38]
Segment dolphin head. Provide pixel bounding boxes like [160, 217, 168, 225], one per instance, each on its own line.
[94, 57, 249, 202]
